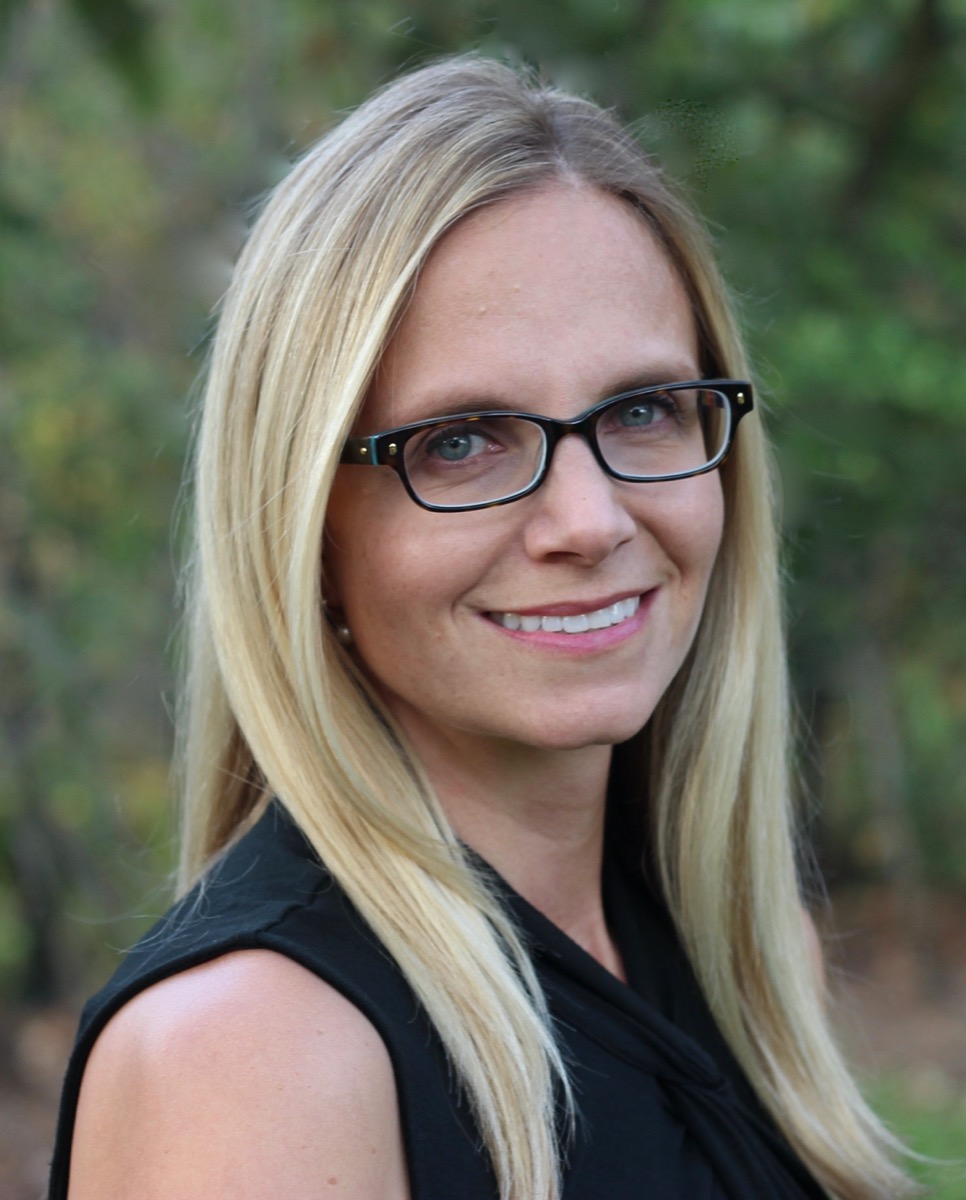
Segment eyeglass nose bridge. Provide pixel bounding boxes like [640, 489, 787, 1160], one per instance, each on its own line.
[524, 407, 618, 495]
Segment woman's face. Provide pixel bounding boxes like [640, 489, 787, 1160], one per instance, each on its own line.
[325, 185, 723, 762]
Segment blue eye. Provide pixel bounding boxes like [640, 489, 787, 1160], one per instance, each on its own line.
[621, 402, 658, 427]
[616, 394, 678, 428]
[431, 431, 476, 461]
[422, 426, 491, 462]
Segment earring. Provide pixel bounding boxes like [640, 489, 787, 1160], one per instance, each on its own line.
[335, 622, 352, 646]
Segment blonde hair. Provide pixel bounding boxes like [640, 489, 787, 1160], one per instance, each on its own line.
[178, 55, 913, 1200]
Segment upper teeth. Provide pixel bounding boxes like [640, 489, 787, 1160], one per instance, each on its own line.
[493, 595, 640, 634]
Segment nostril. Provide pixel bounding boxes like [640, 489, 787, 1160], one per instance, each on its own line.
[522, 440, 637, 566]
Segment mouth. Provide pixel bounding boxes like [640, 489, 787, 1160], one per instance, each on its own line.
[488, 595, 641, 635]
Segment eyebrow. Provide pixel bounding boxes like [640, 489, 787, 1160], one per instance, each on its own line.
[397, 364, 703, 425]
[596, 365, 704, 401]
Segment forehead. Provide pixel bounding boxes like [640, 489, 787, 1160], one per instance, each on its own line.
[365, 183, 699, 429]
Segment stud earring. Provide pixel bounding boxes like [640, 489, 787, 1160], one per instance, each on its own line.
[335, 622, 352, 646]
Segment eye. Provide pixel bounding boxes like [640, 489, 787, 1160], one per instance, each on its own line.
[405, 419, 513, 473]
[607, 391, 680, 431]
[421, 424, 495, 463]
[620, 401, 660, 427]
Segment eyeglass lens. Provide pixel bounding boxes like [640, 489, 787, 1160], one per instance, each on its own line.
[402, 387, 730, 509]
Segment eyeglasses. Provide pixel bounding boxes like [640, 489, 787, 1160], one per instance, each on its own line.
[340, 379, 753, 512]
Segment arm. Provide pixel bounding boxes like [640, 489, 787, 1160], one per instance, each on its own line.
[68, 950, 410, 1199]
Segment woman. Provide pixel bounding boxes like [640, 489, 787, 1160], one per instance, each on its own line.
[49, 55, 913, 1199]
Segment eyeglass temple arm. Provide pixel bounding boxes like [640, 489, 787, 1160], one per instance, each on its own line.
[340, 435, 393, 466]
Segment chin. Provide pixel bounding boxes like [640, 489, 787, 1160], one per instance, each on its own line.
[519, 710, 652, 753]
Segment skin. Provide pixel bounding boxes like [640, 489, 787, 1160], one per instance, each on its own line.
[68, 185, 731, 1198]
[69, 951, 410, 1199]
[326, 184, 723, 965]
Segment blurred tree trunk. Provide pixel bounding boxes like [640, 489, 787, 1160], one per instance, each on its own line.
[0, 452, 67, 1003]
[839, 0, 945, 222]
[843, 636, 947, 996]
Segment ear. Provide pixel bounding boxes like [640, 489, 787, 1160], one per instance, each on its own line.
[321, 535, 352, 648]
[320, 526, 343, 611]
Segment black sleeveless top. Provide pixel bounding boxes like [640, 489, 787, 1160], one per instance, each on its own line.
[48, 803, 825, 1199]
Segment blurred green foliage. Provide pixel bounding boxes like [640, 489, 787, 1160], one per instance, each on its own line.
[0, 0, 963, 1003]
[870, 1074, 966, 1196]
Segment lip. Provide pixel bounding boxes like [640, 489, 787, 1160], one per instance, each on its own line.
[486, 589, 646, 619]
[482, 589, 656, 652]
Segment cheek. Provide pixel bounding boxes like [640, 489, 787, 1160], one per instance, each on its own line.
[323, 524, 425, 702]
[324, 476, 496, 655]
[324, 470, 416, 613]
[691, 477, 725, 582]
[324, 527, 485, 718]
[646, 473, 725, 591]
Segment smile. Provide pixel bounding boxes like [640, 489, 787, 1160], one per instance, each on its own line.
[490, 595, 641, 634]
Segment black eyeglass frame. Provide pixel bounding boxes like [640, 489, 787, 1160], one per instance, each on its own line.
[339, 378, 754, 513]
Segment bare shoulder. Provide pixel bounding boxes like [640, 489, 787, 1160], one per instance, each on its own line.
[69, 949, 409, 1199]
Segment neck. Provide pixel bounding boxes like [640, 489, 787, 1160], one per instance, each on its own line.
[399, 722, 625, 979]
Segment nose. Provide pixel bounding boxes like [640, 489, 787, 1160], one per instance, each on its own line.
[522, 433, 637, 565]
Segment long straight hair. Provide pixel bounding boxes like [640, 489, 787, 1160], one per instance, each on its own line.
[178, 55, 914, 1200]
